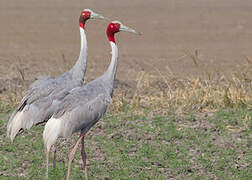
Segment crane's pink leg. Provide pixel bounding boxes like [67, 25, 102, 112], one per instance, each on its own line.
[81, 136, 88, 180]
[51, 144, 57, 169]
[45, 148, 49, 179]
[66, 133, 84, 180]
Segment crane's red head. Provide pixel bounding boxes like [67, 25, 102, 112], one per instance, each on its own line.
[106, 21, 141, 44]
[79, 10, 91, 29]
[106, 22, 120, 43]
[79, 9, 107, 29]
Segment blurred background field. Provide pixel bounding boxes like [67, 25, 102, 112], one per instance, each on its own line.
[0, 0, 252, 179]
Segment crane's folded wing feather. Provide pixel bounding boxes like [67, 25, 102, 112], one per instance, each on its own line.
[53, 81, 107, 118]
[55, 93, 112, 138]
[7, 72, 81, 139]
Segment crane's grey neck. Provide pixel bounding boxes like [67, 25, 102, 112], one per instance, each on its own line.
[102, 42, 118, 95]
[71, 27, 87, 82]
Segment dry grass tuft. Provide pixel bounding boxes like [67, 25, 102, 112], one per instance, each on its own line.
[1, 53, 252, 115]
[111, 52, 252, 115]
[0, 61, 28, 110]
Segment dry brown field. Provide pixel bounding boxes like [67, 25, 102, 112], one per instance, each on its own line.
[0, 0, 251, 83]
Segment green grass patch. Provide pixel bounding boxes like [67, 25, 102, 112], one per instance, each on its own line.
[0, 108, 251, 179]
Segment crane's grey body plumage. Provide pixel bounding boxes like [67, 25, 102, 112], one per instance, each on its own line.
[43, 42, 118, 151]
[7, 27, 87, 142]
[53, 80, 112, 137]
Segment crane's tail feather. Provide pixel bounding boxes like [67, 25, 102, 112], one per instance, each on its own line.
[43, 118, 61, 152]
[7, 109, 18, 138]
[7, 110, 27, 142]
[6, 107, 38, 142]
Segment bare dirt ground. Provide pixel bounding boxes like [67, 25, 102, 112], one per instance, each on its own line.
[0, 0, 251, 84]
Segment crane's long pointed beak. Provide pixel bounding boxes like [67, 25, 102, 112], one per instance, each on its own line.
[91, 12, 109, 20]
[119, 24, 142, 35]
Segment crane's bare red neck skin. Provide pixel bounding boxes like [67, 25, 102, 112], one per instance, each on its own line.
[106, 23, 120, 44]
[79, 11, 91, 29]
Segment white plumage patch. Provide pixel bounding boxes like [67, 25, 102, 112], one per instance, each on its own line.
[43, 118, 61, 152]
[7, 105, 39, 142]
[7, 110, 24, 142]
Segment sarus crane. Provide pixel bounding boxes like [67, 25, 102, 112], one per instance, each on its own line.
[43, 21, 141, 180]
[7, 8, 106, 169]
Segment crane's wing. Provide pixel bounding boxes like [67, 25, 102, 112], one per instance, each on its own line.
[14, 71, 77, 113]
[43, 92, 111, 152]
[6, 77, 55, 141]
[70, 93, 112, 135]
[6, 72, 79, 141]
[16, 75, 59, 110]
[8, 77, 55, 125]
[48, 92, 111, 139]
[53, 81, 106, 118]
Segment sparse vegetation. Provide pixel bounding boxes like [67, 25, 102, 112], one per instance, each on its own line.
[111, 50, 252, 115]
[0, 53, 252, 179]
[0, 107, 251, 179]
